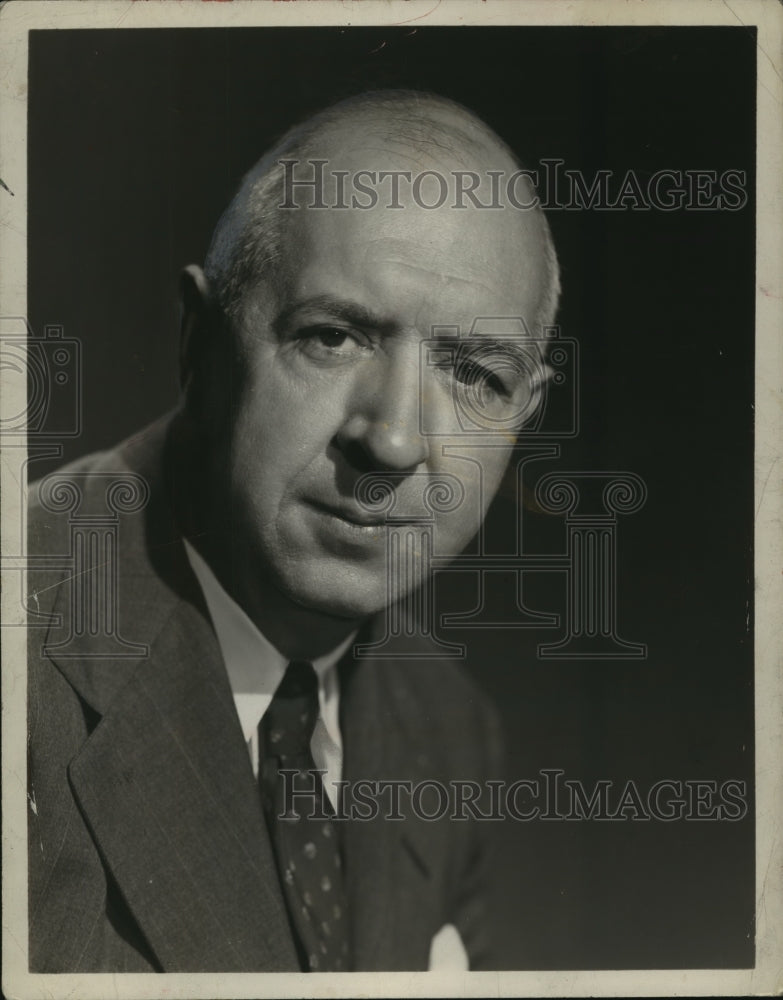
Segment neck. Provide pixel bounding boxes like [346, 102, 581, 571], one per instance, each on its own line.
[230, 553, 363, 661]
[195, 533, 363, 661]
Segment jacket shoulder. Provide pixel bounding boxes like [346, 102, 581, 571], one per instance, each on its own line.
[27, 421, 170, 617]
[28, 419, 168, 530]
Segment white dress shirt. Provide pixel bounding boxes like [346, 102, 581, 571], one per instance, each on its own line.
[183, 539, 468, 970]
[183, 539, 352, 810]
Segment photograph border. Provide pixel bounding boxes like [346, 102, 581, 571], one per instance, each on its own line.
[1, 1, 781, 997]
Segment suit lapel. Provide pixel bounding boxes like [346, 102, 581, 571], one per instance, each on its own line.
[65, 595, 298, 971]
[43, 421, 299, 971]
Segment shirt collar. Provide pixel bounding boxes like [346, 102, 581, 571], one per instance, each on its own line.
[182, 538, 352, 745]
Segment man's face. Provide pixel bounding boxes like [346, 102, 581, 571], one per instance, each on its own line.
[214, 138, 546, 619]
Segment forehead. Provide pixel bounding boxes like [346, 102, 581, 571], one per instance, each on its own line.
[272, 137, 546, 325]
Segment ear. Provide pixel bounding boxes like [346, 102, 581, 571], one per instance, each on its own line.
[178, 264, 216, 391]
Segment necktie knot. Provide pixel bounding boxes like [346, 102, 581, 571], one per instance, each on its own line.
[262, 661, 319, 758]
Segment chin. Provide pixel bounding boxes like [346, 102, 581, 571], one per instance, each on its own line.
[280, 565, 393, 622]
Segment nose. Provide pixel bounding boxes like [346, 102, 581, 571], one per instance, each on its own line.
[335, 346, 429, 472]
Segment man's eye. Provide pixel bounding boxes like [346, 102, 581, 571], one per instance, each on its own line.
[453, 357, 509, 399]
[297, 326, 368, 360]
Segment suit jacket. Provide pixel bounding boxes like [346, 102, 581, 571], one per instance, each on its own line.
[26, 417, 503, 973]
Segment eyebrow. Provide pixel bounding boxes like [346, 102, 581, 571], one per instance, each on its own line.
[272, 294, 541, 370]
[450, 336, 542, 373]
[272, 295, 393, 336]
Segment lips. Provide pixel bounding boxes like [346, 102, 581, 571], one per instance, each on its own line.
[306, 498, 390, 528]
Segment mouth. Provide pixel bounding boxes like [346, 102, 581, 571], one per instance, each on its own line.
[306, 499, 390, 531]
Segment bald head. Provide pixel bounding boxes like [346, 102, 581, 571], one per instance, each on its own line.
[203, 90, 560, 335]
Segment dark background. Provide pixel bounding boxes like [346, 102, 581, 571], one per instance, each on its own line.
[28, 26, 756, 968]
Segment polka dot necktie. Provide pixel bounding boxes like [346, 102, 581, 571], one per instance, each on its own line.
[259, 660, 351, 972]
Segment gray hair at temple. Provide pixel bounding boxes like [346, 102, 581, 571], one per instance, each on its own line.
[204, 89, 561, 335]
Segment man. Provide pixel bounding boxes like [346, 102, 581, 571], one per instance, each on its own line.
[27, 90, 560, 973]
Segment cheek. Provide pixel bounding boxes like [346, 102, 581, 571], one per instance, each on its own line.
[227, 373, 338, 505]
[230, 413, 299, 497]
[228, 389, 292, 495]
